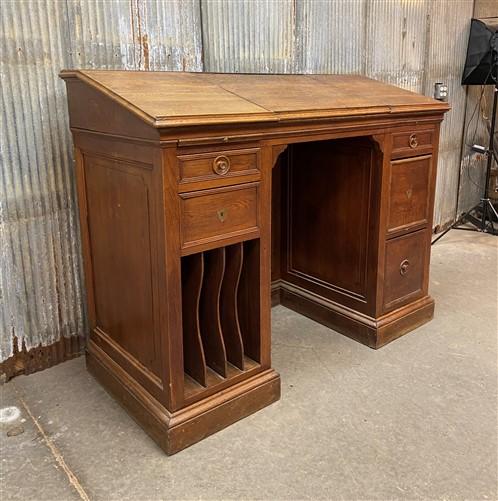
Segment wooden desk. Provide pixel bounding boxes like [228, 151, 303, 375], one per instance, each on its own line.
[61, 71, 449, 454]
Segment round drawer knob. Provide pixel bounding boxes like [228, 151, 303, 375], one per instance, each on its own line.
[399, 259, 410, 276]
[213, 155, 230, 175]
[409, 134, 418, 149]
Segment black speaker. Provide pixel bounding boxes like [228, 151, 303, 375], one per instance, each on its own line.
[462, 17, 498, 85]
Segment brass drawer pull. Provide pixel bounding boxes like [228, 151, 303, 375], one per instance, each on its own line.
[213, 155, 231, 175]
[409, 134, 418, 149]
[399, 259, 410, 276]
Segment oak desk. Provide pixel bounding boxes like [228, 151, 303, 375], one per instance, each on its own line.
[61, 71, 449, 454]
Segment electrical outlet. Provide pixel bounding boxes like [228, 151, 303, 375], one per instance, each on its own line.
[434, 82, 448, 101]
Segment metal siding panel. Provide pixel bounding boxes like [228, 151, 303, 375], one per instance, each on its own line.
[1, 0, 85, 361]
[295, 0, 366, 74]
[201, 0, 296, 73]
[66, 0, 203, 71]
[144, 0, 203, 71]
[458, 0, 498, 216]
[0, 0, 202, 364]
[458, 85, 494, 215]
[364, 0, 430, 92]
[422, 0, 475, 228]
[201, 0, 473, 231]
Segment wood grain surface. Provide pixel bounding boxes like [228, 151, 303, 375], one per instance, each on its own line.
[60, 70, 449, 127]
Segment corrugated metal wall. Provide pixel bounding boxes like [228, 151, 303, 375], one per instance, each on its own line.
[201, 0, 476, 229]
[458, 0, 497, 214]
[0, 0, 203, 363]
[0, 0, 489, 364]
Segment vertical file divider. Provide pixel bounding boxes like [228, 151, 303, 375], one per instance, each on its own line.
[220, 243, 245, 370]
[199, 248, 228, 377]
[238, 240, 261, 362]
[181, 253, 207, 386]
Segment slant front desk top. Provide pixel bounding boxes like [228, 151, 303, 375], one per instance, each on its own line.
[61, 70, 447, 127]
[61, 70, 449, 454]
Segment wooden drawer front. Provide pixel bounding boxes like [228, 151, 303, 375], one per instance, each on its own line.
[391, 129, 433, 159]
[387, 155, 431, 234]
[383, 230, 427, 311]
[178, 149, 260, 186]
[180, 183, 259, 251]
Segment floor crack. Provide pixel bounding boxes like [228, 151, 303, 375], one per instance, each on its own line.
[14, 386, 91, 501]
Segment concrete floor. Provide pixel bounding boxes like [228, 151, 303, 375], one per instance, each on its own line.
[1, 230, 497, 501]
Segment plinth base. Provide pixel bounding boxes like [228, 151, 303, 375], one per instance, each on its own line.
[275, 281, 434, 349]
[87, 341, 281, 455]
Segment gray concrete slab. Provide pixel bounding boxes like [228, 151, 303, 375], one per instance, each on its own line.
[0, 381, 80, 501]
[1, 230, 497, 500]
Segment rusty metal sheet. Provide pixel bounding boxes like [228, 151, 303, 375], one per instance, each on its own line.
[423, 0, 475, 228]
[65, 0, 203, 71]
[201, 0, 297, 73]
[1, 0, 84, 363]
[0, 0, 202, 364]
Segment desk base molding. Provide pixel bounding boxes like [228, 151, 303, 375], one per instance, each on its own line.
[86, 340, 281, 455]
[275, 281, 434, 349]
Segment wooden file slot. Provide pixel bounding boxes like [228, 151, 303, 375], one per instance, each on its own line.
[180, 240, 261, 397]
[181, 253, 207, 386]
[238, 239, 261, 363]
[199, 248, 228, 377]
[220, 243, 245, 370]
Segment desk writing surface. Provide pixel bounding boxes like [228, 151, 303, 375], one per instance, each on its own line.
[60, 70, 449, 128]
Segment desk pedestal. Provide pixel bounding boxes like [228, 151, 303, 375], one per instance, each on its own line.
[271, 137, 436, 348]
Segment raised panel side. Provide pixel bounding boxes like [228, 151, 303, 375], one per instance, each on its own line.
[83, 154, 161, 381]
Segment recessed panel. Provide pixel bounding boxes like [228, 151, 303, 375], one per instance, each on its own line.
[285, 139, 374, 300]
[383, 229, 427, 311]
[388, 156, 431, 233]
[84, 155, 159, 376]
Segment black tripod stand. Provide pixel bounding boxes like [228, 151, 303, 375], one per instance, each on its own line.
[433, 84, 497, 244]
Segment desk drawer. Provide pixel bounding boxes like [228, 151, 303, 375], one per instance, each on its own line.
[180, 183, 259, 251]
[178, 149, 260, 187]
[391, 129, 433, 159]
[387, 155, 432, 234]
[383, 229, 427, 311]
